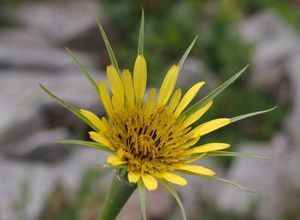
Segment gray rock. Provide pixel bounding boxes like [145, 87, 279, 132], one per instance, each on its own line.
[0, 69, 105, 152]
[6, 127, 71, 163]
[178, 158, 225, 218]
[215, 134, 289, 220]
[0, 46, 95, 72]
[0, 148, 109, 220]
[236, 10, 299, 95]
[285, 53, 300, 147]
[0, 28, 49, 49]
[18, 1, 100, 46]
[237, 10, 298, 45]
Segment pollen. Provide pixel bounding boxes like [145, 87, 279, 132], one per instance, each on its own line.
[108, 104, 191, 176]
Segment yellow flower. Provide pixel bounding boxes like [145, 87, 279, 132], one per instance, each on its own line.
[40, 11, 274, 220]
[80, 55, 233, 191]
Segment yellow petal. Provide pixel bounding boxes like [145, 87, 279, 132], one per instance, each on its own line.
[107, 65, 124, 106]
[133, 55, 147, 101]
[111, 95, 124, 113]
[191, 118, 231, 137]
[98, 80, 114, 117]
[128, 172, 141, 183]
[177, 164, 215, 176]
[107, 155, 126, 166]
[190, 143, 230, 154]
[161, 172, 187, 186]
[89, 131, 114, 150]
[142, 173, 158, 191]
[79, 109, 107, 132]
[168, 89, 182, 112]
[122, 69, 135, 109]
[183, 101, 213, 127]
[176, 136, 200, 150]
[101, 117, 110, 130]
[143, 88, 156, 115]
[157, 65, 179, 106]
[174, 82, 205, 117]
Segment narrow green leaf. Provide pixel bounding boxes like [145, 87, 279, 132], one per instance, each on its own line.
[65, 48, 98, 93]
[57, 139, 114, 152]
[96, 19, 121, 74]
[161, 180, 187, 220]
[138, 8, 145, 55]
[206, 151, 271, 159]
[178, 35, 198, 70]
[182, 65, 249, 116]
[39, 84, 99, 132]
[211, 176, 256, 193]
[138, 180, 147, 220]
[231, 106, 277, 123]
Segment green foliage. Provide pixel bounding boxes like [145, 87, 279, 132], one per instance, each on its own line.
[99, 0, 202, 85]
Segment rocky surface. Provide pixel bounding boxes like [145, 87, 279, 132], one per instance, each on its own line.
[17, 1, 101, 46]
[211, 10, 300, 219]
[236, 10, 294, 105]
[0, 46, 95, 71]
[215, 135, 284, 219]
[0, 149, 109, 220]
[285, 53, 300, 148]
[0, 1, 108, 219]
[0, 68, 103, 149]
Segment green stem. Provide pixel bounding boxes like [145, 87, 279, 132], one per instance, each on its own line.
[96, 169, 137, 220]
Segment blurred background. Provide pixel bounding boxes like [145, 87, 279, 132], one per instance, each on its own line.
[0, 0, 299, 219]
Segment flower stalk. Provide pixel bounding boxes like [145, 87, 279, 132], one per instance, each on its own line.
[96, 169, 136, 220]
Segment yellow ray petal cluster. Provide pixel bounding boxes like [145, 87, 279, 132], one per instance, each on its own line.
[82, 54, 234, 191]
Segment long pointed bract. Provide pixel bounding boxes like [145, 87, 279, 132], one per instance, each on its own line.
[96, 20, 121, 74]
[206, 151, 271, 159]
[65, 48, 98, 93]
[161, 180, 187, 220]
[58, 140, 114, 152]
[211, 176, 256, 193]
[138, 180, 147, 220]
[231, 106, 277, 123]
[39, 84, 99, 132]
[178, 36, 198, 70]
[182, 65, 249, 116]
[138, 8, 145, 55]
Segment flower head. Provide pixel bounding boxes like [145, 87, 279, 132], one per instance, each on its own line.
[81, 54, 233, 191]
[40, 11, 274, 220]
